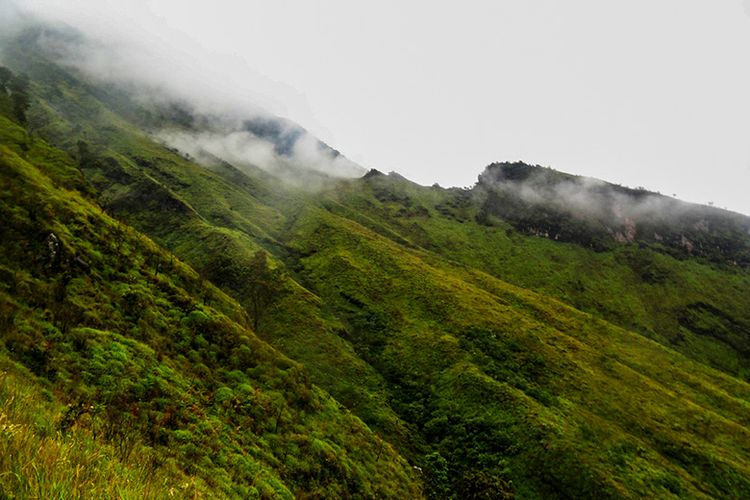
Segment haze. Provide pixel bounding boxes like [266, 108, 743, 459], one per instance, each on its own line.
[8, 0, 750, 215]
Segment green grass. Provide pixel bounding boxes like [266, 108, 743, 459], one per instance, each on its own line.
[3, 34, 750, 498]
[2, 47, 419, 467]
[0, 110, 421, 498]
[284, 203, 750, 497]
[327, 173, 750, 378]
[0, 358, 208, 499]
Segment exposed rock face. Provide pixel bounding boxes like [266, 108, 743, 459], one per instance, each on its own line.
[474, 162, 750, 265]
[45, 232, 60, 269]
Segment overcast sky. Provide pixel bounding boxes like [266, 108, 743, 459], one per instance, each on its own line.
[10, 0, 750, 215]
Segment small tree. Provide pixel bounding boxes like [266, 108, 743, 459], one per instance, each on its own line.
[242, 250, 286, 331]
[424, 451, 450, 499]
[0, 66, 12, 92]
[7, 73, 30, 124]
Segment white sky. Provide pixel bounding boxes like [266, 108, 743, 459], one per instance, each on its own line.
[11, 0, 750, 215]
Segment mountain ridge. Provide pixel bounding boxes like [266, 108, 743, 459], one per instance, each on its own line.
[2, 23, 750, 499]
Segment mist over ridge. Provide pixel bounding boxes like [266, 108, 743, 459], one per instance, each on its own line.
[2, 4, 749, 215]
[0, 10, 365, 187]
[2, 4, 750, 498]
[472, 161, 750, 266]
[4, 0, 750, 214]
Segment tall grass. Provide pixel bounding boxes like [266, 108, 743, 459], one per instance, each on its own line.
[0, 363, 206, 499]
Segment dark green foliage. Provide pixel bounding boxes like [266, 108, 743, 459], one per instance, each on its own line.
[0, 66, 12, 87]
[0, 114, 421, 498]
[9, 77, 30, 124]
[0, 67, 31, 125]
[3, 28, 750, 499]
[241, 249, 287, 331]
[476, 161, 750, 265]
[423, 451, 450, 499]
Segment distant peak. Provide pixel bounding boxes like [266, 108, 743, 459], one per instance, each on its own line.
[363, 168, 384, 179]
[479, 161, 576, 185]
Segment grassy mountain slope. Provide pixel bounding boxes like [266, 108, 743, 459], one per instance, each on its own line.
[284, 202, 750, 498]
[327, 172, 750, 379]
[0, 109, 420, 497]
[3, 27, 750, 498]
[1, 358, 209, 498]
[2, 35, 415, 455]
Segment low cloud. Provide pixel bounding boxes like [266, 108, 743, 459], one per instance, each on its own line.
[476, 162, 750, 265]
[157, 125, 364, 189]
[1, 1, 364, 186]
[476, 162, 715, 236]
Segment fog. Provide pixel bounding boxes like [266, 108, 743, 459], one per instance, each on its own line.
[157, 127, 363, 185]
[0, 1, 364, 185]
[476, 162, 750, 247]
[3, 1, 750, 213]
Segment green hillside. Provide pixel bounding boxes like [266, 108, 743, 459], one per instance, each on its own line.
[326, 171, 750, 379]
[2, 27, 750, 498]
[0, 82, 419, 498]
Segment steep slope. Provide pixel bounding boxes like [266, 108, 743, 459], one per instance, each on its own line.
[475, 162, 750, 266]
[283, 201, 750, 498]
[0, 105, 420, 497]
[4, 25, 750, 499]
[1, 359, 207, 498]
[327, 171, 750, 379]
[2, 30, 414, 452]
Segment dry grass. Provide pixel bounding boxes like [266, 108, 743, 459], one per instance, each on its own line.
[0, 366, 206, 499]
